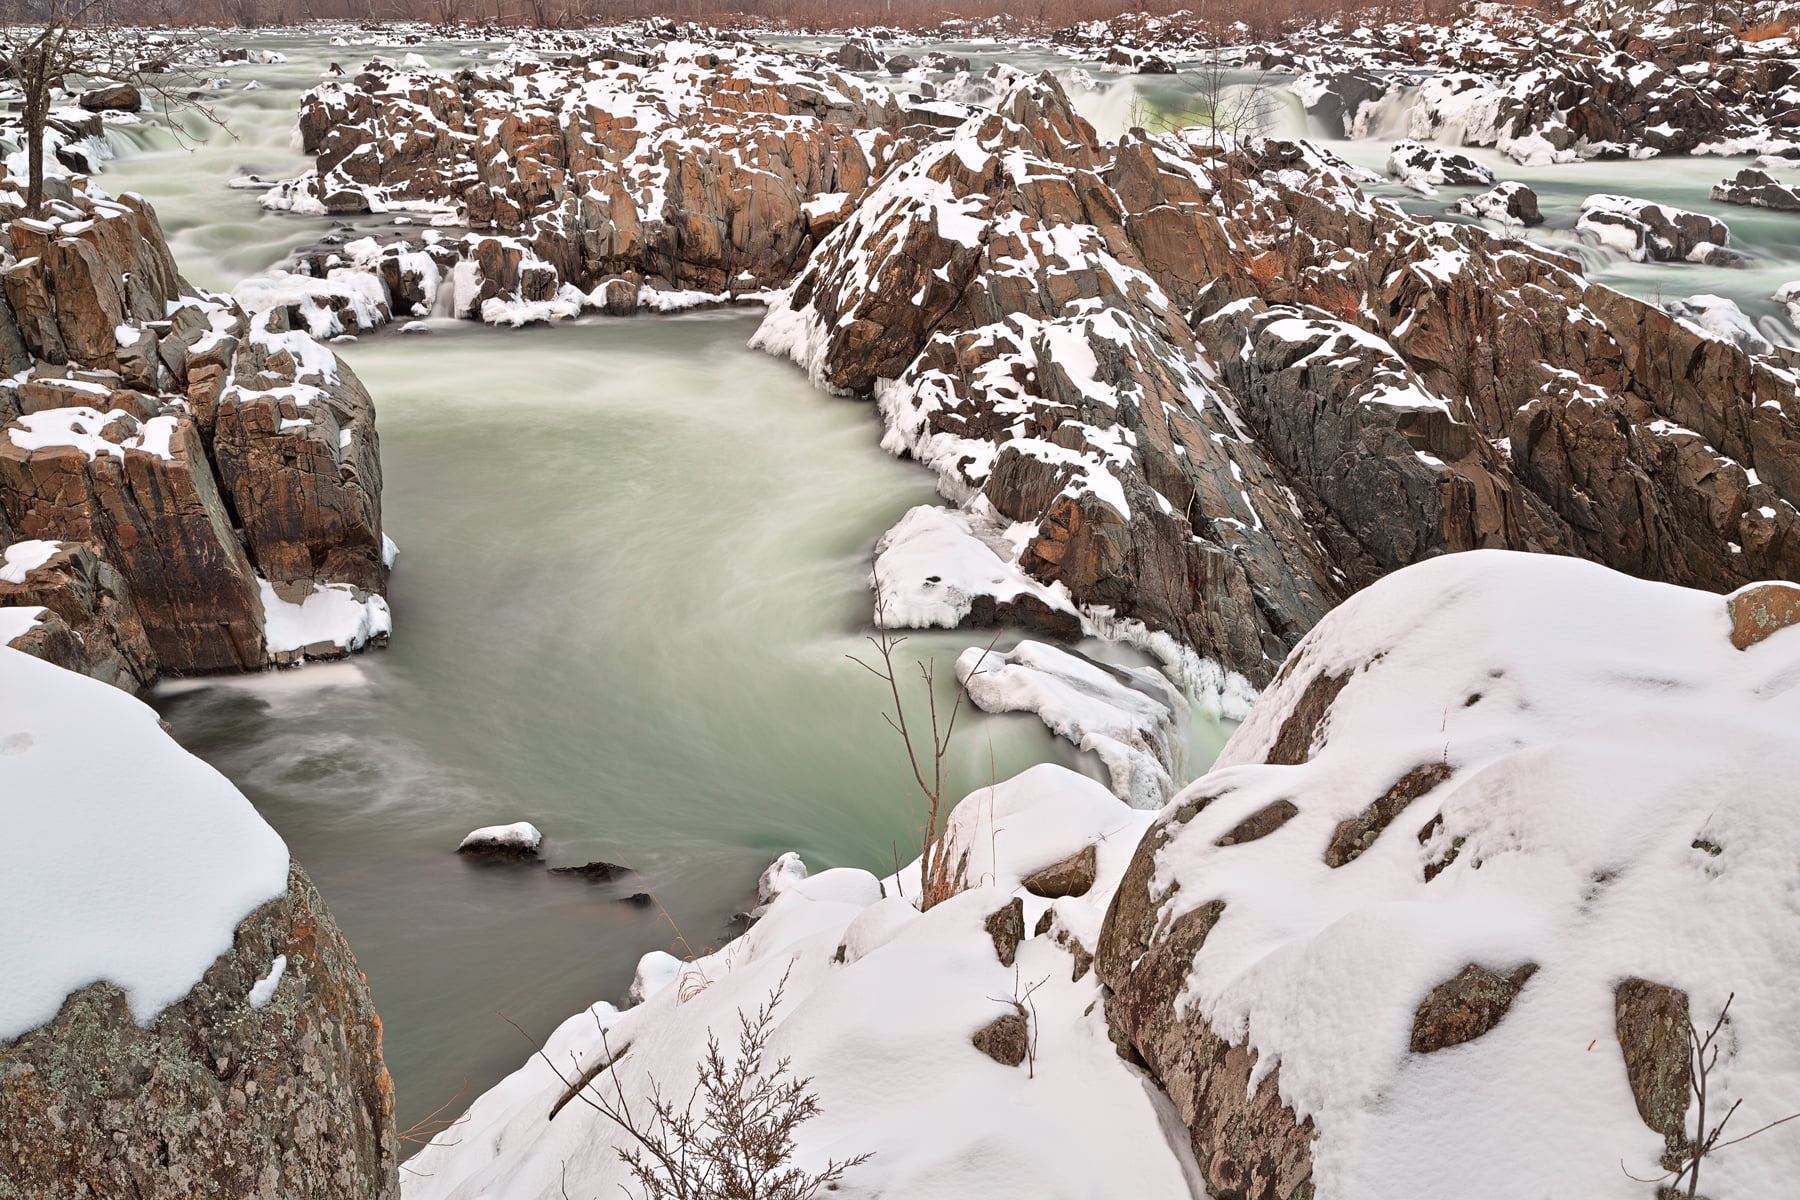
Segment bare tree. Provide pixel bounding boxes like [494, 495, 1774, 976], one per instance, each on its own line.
[0, 0, 222, 216]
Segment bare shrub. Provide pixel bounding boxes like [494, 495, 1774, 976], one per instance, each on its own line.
[512, 966, 872, 1200]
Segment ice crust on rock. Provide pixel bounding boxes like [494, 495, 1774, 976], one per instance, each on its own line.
[0, 646, 289, 1040]
[956, 639, 1188, 808]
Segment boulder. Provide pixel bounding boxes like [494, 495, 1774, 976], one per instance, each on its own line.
[1386, 139, 1497, 194]
[1578, 195, 1729, 262]
[1021, 844, 1098, 898]
[1452, 180, 1542, 226]
[970, 1011, 1029, 1066]
[1711, 167, 1800, 212]
[78, 82, 142, 112]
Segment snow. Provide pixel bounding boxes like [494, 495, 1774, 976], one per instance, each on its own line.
[870, 504, 1082, 632]
[258, 578, 392, 658]
[956, 639, 1188, 808]
[402, 764, 1196, 1200]
[247, 954, 287, 1009]
[0, 646, 289, 1040]
[0, 540, 62, 585]
[0, 606, 46, 644]
[1140, 549, 1800, 1199]
[7, 407, 178, 462]
[756, 851, 808, 907]
[458, 822, 543, 853]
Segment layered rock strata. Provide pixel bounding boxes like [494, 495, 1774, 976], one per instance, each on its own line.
[0, 178, 388, 679]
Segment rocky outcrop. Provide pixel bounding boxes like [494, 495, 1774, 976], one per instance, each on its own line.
[1093, 550, 1800, 1197]
[0, 861, 400, 1200]
[259, 42, 904, 325]
[756, 72, 1800, 686]
[1278, 9, 1800, 165]
[0, 178, 387, 680]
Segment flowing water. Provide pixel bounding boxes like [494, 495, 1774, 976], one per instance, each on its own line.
[97, 27, 1800, 1134]
[99, 33, 1226, 1133]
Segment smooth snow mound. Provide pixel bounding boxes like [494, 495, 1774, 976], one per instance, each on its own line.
[1152, 549, 1800, 1199]
[0, 647, 289, 1039]
[259, 578, 392, 657]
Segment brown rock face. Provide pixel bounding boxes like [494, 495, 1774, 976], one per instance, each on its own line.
[0, 861, 400, 1200]
[1409, 963, 1538, 1054]
[0, 540, 156, 691]
[0, 417, 267, 673]
[1021, 844, 1097, 898]
[985, 896, 1025, 967]
[0, 183, 387, 680]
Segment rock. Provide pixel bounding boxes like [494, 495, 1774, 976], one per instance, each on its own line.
[970, 1011, 1029, 1066]
[1727, 581, 1800, 649]
[984, 896, 1025, 967]
[885, 54, 917, 75]
[1578, 195, 1729, 262]
[0, 540, 156, 692]
[78, 82, 142, 112]
[1021, 844, 1098, 898]
[1215, 799, 1299, 846]
[828, 40, 882, 72]
[456, 821, 542, 857]
[1711, 167, 1800, 212]
[1614, 979, 1692, 1149]
[546, 860, 634, 882]
[1452, 180, 1542, 226]
[1386, 139, 1496, 194]
[1324, 762, 1453, 867]
[1409, 962, 1538, 1053]
[0, 860, 398, 1200]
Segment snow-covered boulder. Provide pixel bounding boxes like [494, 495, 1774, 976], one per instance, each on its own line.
[1098, 550, 1800, 1200]
[956, 639, 1189, 808]
[1711, 166, 1800, 213]
[457, 821, 544, 857]
[1451, 180, 1542, 227]
[1577, 194, 1730, 263]
[1384, 139, 1496, 195]
[1667, 294, 1774, 355]
[0, 647, 398, 1198]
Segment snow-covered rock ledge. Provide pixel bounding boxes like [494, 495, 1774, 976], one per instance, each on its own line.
[1101, 549, 1800, 1199]
[0, 646, 400, 1198]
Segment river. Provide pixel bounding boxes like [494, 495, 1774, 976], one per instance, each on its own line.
[98, 25, 1799, 1135]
